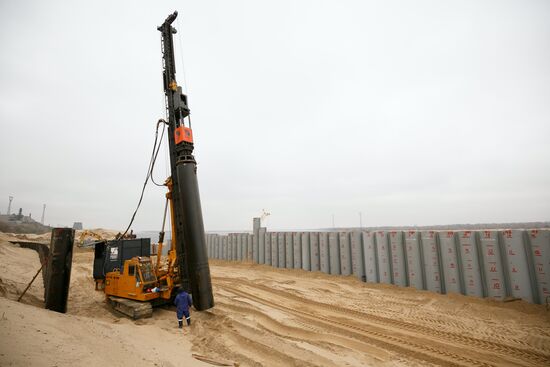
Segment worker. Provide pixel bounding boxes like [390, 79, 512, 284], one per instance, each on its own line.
[174, 288, 193, 328]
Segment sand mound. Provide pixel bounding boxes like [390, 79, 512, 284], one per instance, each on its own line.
[1, 234, 549, 366]
[0, 240, 45, 306]
[0, 232, 51, 243]
[74, 228, 119, 241]
[0, 296, 205, 367]
[0, 228, 119, 245]
[0, 240, 208, 367]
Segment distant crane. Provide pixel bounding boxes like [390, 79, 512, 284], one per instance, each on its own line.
[260, 209, 271, 225]
[7, 196, 13, 215]
[41, 204, 46, 225]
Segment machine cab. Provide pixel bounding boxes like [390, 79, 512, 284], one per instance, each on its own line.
[105, 257, 159, 301]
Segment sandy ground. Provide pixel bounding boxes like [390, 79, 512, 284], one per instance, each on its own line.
[0, 237, 210, 367]
[1, 233, 549, 367]
[0, 228, 119, 245]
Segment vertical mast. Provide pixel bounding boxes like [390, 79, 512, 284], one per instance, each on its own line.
[158, 11, 214, 311]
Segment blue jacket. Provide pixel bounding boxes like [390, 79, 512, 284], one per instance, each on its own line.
[174, 291, 193, 317]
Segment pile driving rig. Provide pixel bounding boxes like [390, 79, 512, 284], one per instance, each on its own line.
[99, 11, 214, 319]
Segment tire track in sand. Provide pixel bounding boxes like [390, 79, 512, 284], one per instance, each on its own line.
[215, 276, 549, 367]
[244, 277, 550, 363]
[219, 281, 494, 367]
[215, 299, 393, 364]
[273, 281, 543, 351]
[270, 281, 547, 356]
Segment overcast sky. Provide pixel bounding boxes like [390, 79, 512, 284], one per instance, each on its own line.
[1, 0, 549, 232]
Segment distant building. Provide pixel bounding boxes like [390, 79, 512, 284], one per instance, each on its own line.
[0, 208, 37, 224]
[73, 222, 83, 230]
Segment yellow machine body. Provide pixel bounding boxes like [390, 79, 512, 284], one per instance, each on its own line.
[100, 178, 180, 317]
[104, 257, 161, 302]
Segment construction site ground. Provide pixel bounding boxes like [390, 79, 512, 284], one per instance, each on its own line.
[1, 233, 549, 367]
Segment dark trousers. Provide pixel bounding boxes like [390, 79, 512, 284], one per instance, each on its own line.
[177, 309, 191, 327]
